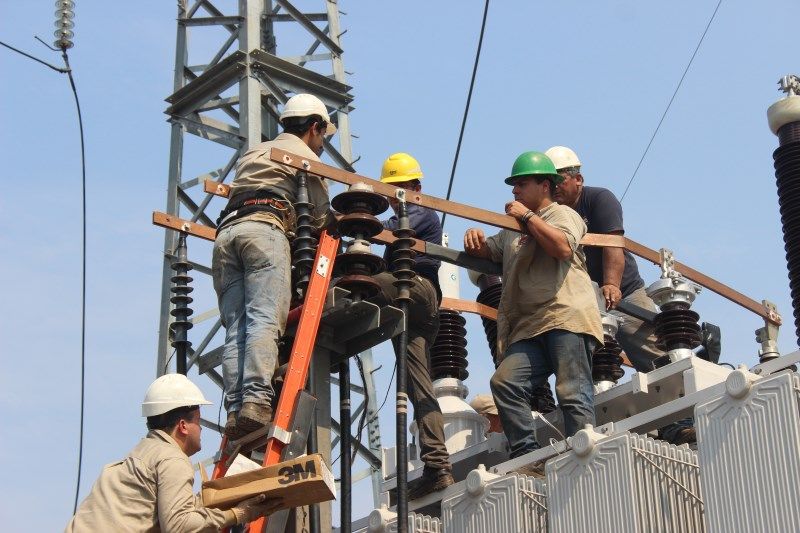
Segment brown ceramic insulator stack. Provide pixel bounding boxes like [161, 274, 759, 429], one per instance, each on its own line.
[429, 310, 469, 381]
[653, 302, 703, 353]
[474, 274, 503, 365]
[592, 335, 625, 384]
[330, 186, 389, 301]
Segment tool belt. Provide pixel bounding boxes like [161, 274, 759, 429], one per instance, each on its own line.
[216, 191, 290, 231]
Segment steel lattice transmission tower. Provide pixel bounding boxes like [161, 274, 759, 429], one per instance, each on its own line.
[155, 0, 384, 507]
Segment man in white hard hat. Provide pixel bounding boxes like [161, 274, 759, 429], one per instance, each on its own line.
[546, 145, 695, 445]
[67, 374, 280, 531]
[213, 93, 335, 439]
[469, 394, 503, 435]
[369, 152, 454, 499]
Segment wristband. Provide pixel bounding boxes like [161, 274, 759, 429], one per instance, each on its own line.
[521, 210, 535, 224]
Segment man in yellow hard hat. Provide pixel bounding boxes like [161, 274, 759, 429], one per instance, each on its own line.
[213, 94, 335, 439]
[67, 374, 280, 531]
[370, 152, 454, 499]
[464, 151, 602, 477]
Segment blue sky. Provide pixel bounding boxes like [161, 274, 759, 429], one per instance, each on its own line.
[2, 1, 799, 529]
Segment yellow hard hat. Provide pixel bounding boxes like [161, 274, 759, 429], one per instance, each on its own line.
[380, 152, 424, 184]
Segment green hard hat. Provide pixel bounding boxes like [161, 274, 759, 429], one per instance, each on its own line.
[505, 151, 564, 186]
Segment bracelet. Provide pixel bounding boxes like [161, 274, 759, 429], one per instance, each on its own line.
[521, 210, 535, 224]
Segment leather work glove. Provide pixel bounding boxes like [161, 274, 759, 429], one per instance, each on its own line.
[231, 493, 283, 524]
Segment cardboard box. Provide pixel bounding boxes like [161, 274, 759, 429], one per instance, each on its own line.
[202, 453, 336, 511]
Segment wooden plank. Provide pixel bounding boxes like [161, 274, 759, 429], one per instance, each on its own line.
[181, 169, 784, 326]
[441, 297, 498, 321]
[152, 211, 216, 241]
[269, 147, 525, 232]
[205, 179, 230, 197]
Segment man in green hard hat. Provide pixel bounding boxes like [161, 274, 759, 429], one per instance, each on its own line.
[464, 151, 602, 476]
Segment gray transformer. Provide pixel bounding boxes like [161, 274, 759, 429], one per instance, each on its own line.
[354, 507, 441, 533]
[547, 429, 704, 532]
[440, 466, 547, 533]
[696, 370, 800, 532]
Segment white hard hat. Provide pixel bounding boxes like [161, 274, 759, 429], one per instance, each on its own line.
[141, 374, 212, 417]
[545, 146, 581, 170]
[279, 93, 337, 136]
[469, 394, 498, 416]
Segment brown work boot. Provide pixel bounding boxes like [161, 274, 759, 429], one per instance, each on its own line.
[224, 411, 239, 439]
[514, 460, 546, 479]
[408, 467, 454, 500]
[237, 402, 273, 435]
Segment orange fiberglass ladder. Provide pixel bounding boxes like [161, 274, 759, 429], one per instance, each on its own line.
[210, 230, 340, 533]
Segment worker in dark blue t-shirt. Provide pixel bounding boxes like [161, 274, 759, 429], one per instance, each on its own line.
[370, 152, 453, 498]
[546, 145, 695, 446]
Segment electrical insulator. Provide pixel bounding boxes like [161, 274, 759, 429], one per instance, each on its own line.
[54, 0, 76, 49]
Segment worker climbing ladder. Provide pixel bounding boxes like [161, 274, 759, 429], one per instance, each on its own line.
[211, 228, 339, 532]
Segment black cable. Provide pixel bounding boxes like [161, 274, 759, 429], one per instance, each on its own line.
[351, 355, 368, 464]
[440, 0, 490, 229]
[60, 49, 87, 515]
[619, 0, 724, 202]
[369, 362, 395, 424]
[0, 39, 68, 73]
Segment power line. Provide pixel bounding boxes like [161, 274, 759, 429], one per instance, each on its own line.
[440, 0, 490, 229]
[619, 0, 724, 202]
[62, 49, 88, 515]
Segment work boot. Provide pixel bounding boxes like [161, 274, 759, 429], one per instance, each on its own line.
[224, 411, 239, 439]
[407, 467, 454, 500]
[237, 402, 273, 435]
[514, 460, 546, 479]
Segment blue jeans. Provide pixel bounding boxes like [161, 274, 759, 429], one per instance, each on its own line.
[212, 221, 291, 412]
[490, 329, 596, 458]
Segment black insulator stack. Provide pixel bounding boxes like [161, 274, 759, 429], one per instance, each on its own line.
[531, 384, 556, 414]
[292, 172, 317, 299]
[592, 334, 625, 383]
[774, 121, 800, 346]
[390, 201, 416, 305]
[653, 302, 702, 352]
[474, 275, 503, 366]
[170, 233, 194, 374]
[429, 310, 469, 381]
[330, 186, 389, 300]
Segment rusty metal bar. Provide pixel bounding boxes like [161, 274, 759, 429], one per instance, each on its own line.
[264, 148, 781, 326]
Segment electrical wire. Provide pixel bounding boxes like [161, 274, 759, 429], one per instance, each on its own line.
[61, 49, 88, 516]
[0, 35, 86, 516]
[440, 0, 490, 229]
[619, 0, 724, 202]
[351, 355, 368, 464]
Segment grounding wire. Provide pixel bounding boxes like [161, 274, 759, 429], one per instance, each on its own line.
[619, 0, 724, 202]
[440, 0, 490, 229]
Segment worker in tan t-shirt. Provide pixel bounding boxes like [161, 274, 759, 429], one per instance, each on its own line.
[464, 151, 602, 477]
[212, 93, 335, 439]
[67, 374, 280, 532]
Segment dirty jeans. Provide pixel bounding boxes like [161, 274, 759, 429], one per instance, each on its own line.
[212, 220, 290, 413]
[611, 287, 693, 439]
[370, 272, 451, 471]
[490, 329, 596, 458]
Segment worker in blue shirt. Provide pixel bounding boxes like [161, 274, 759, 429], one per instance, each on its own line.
[370, 153, 453, 498]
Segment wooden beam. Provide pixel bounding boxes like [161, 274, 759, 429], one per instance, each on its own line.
[186, 164, 784, 326]
[153, 212, 216, 241]
[441, 297, 497, 321]
[262, 149, 781, 326]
